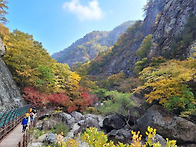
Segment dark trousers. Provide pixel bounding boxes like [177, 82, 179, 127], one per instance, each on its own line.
[22, 125, 27, 132]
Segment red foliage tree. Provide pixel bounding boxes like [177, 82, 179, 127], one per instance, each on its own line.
[22, 87, 46, 108]
[47, 93, 70, 108]
[23, 86, 98, 113]
[67, 101, 78, 113]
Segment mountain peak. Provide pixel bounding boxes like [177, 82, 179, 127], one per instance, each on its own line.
[51, 21, 135, 66]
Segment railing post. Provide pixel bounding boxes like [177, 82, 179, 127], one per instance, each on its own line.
[22, 134, 25, 147]
[25, 133, 27, 147]
[17, 141, 20, 147]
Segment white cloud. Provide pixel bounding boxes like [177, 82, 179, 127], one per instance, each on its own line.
[62, 0, 103, 20]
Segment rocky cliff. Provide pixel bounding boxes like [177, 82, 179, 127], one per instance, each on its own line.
[51, 21, 135, 67]
[143, 0, 164, 36]
[89, 0, 164, 76]
[89, 0, 196, 77]
[150, 0, 196, 58]
[0, 38, 22, 111]
[0, 38, 5, 57]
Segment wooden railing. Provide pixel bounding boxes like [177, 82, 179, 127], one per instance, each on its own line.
[17, 111, 39, 147]
[0, 105, 31, 141]
[17, 132, 30, 147]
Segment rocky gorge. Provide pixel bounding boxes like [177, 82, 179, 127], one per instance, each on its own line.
[29, 104, 196, 147]
[0, 0, 196, 146]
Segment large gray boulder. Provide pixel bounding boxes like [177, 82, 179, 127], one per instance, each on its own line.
[107, 125, 132, 144]
[74, 114, 103, 136]
[137, 105, 196, 144]
[71, 111, 84, 122]
[53, 112, 76, 128]
[44, 133, 57, 144]
[103, 115, 126, 132]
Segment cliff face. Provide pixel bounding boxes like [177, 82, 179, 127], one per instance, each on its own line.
[0, 38, 5, 57]
[0, 38, 22, 111]
[90, 0, 196, 77]
[143, 0, 164, 36]
[89, 0, 164, 76]
[150, 0, 196, 58]
[51, 21, 135, 67]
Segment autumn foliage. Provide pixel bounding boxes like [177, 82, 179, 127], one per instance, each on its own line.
[23, 87, 98, 113]
[135, 58, 196, 117]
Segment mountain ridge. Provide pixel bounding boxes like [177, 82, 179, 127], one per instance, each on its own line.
[51, 21, 135, 66]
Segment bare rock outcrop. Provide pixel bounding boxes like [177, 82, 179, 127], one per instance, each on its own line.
[0, 38, 22, 111]
[0, 38, 5, 57]
[150, 0, 196, 58]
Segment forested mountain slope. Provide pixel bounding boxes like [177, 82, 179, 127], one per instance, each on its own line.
[51, 21, 135, 67]
[87, 0, 196, 77]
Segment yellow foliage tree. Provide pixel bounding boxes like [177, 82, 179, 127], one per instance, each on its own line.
[66, 72, 81, 98]
[137, 58, 196, 117]
[0, 0, 8, 23]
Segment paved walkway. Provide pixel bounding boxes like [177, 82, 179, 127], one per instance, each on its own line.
[0, 124, 24, 147]
[0, 114, 35, 147]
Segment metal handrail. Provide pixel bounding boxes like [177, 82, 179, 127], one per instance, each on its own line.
[0, 105, 31, 141]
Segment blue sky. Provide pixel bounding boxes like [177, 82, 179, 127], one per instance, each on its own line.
[6, 0, 147, 55]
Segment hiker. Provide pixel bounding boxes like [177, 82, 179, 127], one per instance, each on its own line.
[32, 107, 37, 114]
[30, 108, 32, 113]
[21, 116, 28, 132]
[25, 112, 29, 117]
[30, 112, 34, 124]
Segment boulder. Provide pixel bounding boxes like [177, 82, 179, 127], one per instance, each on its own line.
[36, 134, 47, 142]
[107, 126, 132, 144]
[71, 111, 84, 122]
[36, 119, 58, 131]
[146, 134, 166, 147]
[74, 114, 103, 136]
[36, 121, 43, 130]
[84, 114, 104, 127]
[29, 143, 44, 147]
[137, 105, 196, 144]
[42, 120, 58, 130]
[44, 133, 57, 144]
[103, 114, 126, 132]
[53, 112, 75, 128]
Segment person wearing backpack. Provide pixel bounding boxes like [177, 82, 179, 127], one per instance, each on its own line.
[30, 112, 34, 124]
[21, 116, 28, 132]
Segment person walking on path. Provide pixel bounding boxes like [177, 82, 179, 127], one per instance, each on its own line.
[21, 116, 28, 132]
[30, 112, 34, 124]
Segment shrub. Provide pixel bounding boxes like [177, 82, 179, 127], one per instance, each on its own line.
[34, 129, 45, 139]
[45, 126, 177, 147]
[134, 58, 148, 75]
[104, 72, 126, 90]
[150, 56, 166, 67]
[136, 34, 152, 58]
[83, 107, 99, 114]
[50, 122, 69, 137]
[97, 91, 134, 117]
